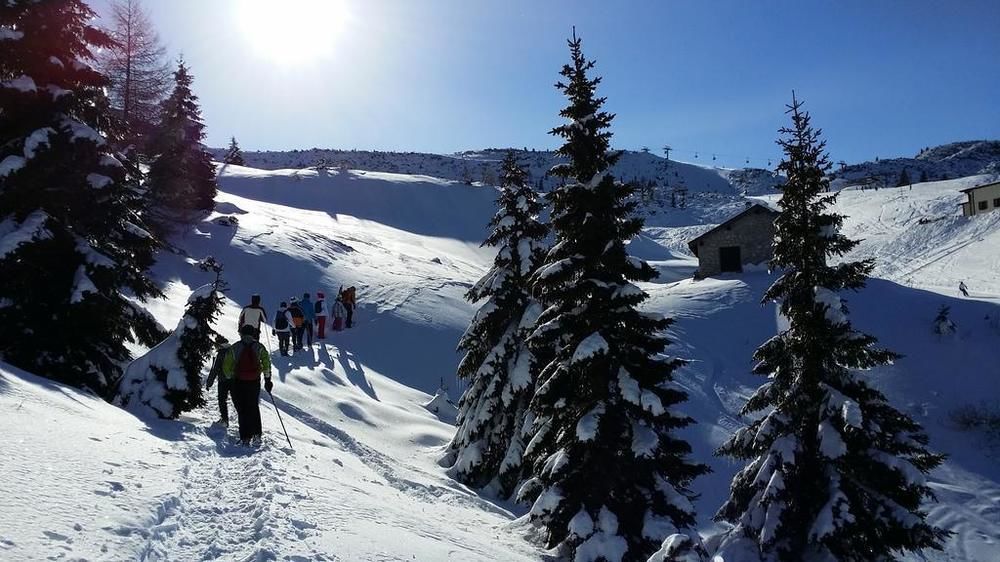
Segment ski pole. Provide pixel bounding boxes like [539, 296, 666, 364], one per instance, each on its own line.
[268, 390, 293, 449]
[263, 321, 274, 355]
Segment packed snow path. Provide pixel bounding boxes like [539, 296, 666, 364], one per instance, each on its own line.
[130, 339, 542, 562]
[135, 416, 324, 562]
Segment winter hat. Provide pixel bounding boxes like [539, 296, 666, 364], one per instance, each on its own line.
[280, 301, 287, 308]
[251, 294, 261, 306]
[290, 296, 299, 304]
[240, 325, 256, 336]
[303, 292, 310, 300]
[317, 291, 325, 298]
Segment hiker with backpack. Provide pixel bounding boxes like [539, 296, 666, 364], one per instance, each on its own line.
[222, 325, 274, 444]
[342, 286, 357, 328]
[272, 301, 294, 356]
[301, 292, 315, 347]
[315, 291, 328, 339]
[238, 294, 268, 340]
[332, 294, 347, 331]
[287, 297, 306, 352]
[205, 339, 233, 426]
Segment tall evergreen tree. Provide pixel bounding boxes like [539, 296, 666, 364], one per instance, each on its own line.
[712, 94, 948, 562]
[519, 31, 708, 561]
[0, 0, 162, 392]
[224, 136, 245, 166]
[98, 0, 170, 153]
[444, 151, 549, 498]
[146, 59, 217, 228]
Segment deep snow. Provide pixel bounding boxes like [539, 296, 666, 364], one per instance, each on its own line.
[3, 164, 999, 561]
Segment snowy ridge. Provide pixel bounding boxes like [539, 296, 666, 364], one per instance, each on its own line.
[210, 147, 760, 195]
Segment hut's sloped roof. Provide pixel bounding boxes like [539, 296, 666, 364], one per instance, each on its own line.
[687, 203, 779, 255]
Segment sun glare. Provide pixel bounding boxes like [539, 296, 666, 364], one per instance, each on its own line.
[238, 0, 346, 65]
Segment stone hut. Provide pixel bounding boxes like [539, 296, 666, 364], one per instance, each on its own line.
[687, 204, 778, 278]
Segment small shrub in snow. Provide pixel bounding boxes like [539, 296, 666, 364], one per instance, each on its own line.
[116, 274, 224, 418]
[933, 305, 956, 336]
[950, 402, 1000, 438]
[519, 33, 707, 562]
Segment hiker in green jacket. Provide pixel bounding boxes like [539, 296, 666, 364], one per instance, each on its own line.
[223, 325, 274, 444]
[205, 339, 233, 427]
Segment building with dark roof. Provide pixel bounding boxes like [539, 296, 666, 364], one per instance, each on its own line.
[687, 204, 778, 278]
[959, 180, 1000, 217]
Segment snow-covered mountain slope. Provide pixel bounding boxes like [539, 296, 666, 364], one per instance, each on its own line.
[210, 147, 760, 195]
[4, 163, 999, 561]
[213, 138, 1000, 199]
[831, 140, 1000, 189]
[753, 174, 1000, 300]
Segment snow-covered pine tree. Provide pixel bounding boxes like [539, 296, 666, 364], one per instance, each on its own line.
[444, 151, 548, 498]
[116, 260, 225, 418]
[0, 0, 162, 393]
[224, 136, 245, 166]
[519, 31, 708, 562]
[146, 59, 217, 229]
[712, 94, 948, 562]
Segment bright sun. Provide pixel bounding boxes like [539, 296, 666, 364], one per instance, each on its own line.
[238, 0, 346, 65]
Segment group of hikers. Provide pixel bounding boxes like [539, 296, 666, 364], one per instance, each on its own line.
[205, 287, 358, 444]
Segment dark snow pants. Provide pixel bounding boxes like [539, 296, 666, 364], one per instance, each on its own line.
[276, 331, 290, 356]
[292, 326, 304, 350]
[346, 305, 354, 328]
[217, 378, 232, 423]
[231, 379, 262, 442]
[303, 320, 313, 346]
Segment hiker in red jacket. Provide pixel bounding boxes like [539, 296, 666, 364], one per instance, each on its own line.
[315, 292, 328, 339]
[222, 325, 274, 444]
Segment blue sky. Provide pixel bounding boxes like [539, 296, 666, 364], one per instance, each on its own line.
[92, 0, 999, 167]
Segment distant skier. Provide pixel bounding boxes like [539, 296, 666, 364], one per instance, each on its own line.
[301, 292, 315, 347]
[205, 339, 233, 426]
[238, 294, 268, 340]
[342, 286, 357, 328]
[288, 297, 306, 351]
[272, 301, 294, 356]
[959, 281, 969, 297]
[332, 294, 347, 331]
[222, 325, 274, 444]
[315, 291, 328, 339]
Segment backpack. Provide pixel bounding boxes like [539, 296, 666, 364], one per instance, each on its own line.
[289, 305, 304, 327]
[234, 343, 261, 381]
[274, 311, 289, 331]
[314, 300, 323, 314]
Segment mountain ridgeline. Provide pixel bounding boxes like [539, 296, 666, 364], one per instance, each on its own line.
[210, 139, 1000, 197]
